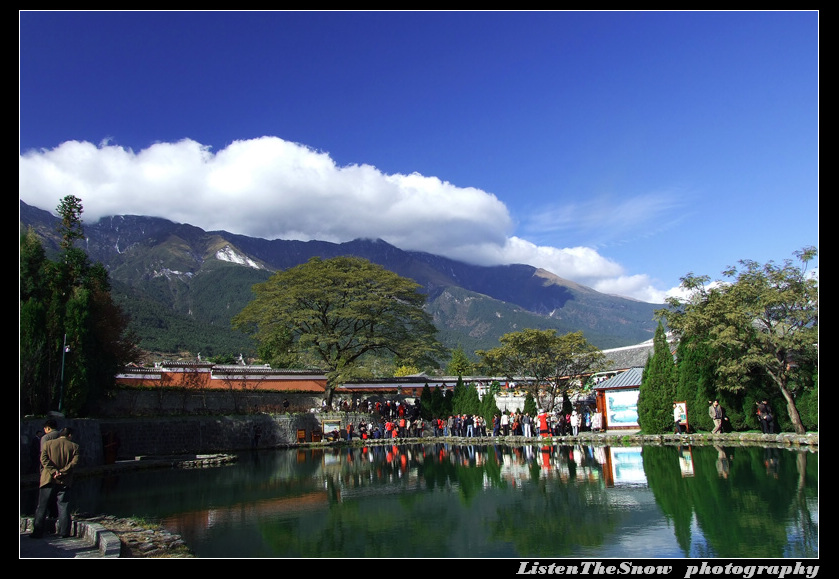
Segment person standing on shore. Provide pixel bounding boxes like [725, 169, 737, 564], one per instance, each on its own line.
[674, 403, 683, 434]
[537, 409, 550, 437]
[32, 418, 61, 515]
[757, 400, 775, 434]
[31, 427, 80, 539]
[522, 413, 532, 437]
[709, 400, 724, 434]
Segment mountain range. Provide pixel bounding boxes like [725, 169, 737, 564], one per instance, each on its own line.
[20, 200, 663, 361]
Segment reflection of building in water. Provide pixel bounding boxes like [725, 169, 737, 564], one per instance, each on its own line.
[164, 490, 330, 543]
[287, 443, 652, 502]
[680, 446, 696, 477]
[601, 447, 646, 487]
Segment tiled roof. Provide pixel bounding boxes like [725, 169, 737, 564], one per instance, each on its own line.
[601, 337, 678, 371]
[593, 367, 644, 389]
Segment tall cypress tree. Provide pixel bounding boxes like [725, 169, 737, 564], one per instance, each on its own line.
[675, 335, 717, 432]
[480, 384, 500, 425]
[430, 386, 445, 419]
[420, 384, 434, 420]
[637, 322, 677, 433]
[462, 382, 482, 415]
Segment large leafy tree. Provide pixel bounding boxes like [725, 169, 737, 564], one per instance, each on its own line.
[20, 195, 140, 416]
[232, 256, 446, 406]
[476, 328, 605, 412]
[659, 248, 818, 434]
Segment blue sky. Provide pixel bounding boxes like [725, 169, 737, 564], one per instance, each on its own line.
[19, 11, 819, 302]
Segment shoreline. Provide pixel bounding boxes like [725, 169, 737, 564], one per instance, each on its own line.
[20, 430, 817, 489]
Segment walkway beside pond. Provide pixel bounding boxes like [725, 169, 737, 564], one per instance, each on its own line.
[305, 430, 818, 449]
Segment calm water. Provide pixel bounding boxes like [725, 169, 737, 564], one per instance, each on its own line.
[21, 443, 817, 558]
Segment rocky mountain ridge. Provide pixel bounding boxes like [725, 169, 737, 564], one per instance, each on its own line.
[20, 200, 662, 357]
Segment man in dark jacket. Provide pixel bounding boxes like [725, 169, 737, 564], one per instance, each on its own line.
[757, 400, 775, 434]
[31, 427, 80, 539]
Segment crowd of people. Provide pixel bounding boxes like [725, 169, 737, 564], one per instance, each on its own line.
[327, 398, 604, 442]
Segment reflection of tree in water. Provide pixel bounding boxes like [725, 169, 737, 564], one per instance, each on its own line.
[644, 446, 818, 558]
[786, 452, 818, 558]
[222, 443, 816, 558]
[487, 445, 630, 556]
[259, 443, 488, 557]
[641, 446, 696, 555]
[489, 449, 621, 557]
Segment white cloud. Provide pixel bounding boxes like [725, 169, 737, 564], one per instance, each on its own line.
[520, 189, 689, 248]
[19, 136, 670, 302]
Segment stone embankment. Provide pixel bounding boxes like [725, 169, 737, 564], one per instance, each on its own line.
[20, 515, 194, 558]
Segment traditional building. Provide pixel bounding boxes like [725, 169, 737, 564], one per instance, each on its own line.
[116, 362, 327, 393]
[592, 367, 644, 430]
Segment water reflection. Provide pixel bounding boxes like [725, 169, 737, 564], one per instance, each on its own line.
[20, 443, 817, 558]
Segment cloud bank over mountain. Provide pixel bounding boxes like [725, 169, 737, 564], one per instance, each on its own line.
[20, 136, 671, 302]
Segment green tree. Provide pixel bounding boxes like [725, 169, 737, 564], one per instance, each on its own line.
[232, 256, 446, 406]
[479, 383, 500, 424]
[637, 322, 677, 434]
[523, 392, 537, 416]
[394, 364, 420, 377]
[20, 195, 140, 416]
[20, 230, 51, 413]
[674, 336, 717, 432]
[659, 248, 818, 434]
[446, 345, 472, 376]
[419, 384, 434, 420]
[451, 376, 467, 414]
[430, 385, 446, 418]
[461, 382, 482, 415]
[477, 329, 605, 412]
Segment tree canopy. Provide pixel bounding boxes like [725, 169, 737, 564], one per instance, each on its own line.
[476, 328, 605, 412]
[232, 256, 446, 404]
[659, 247, 818, 434]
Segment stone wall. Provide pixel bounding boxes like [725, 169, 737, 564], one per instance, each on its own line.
[20, 411, 373, 475]
[21, 418, 105, 475]
[95, 414, 326, 459]
[92, 388, 323, 417]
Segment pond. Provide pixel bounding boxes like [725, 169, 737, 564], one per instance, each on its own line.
[21, 442, 817, 558]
